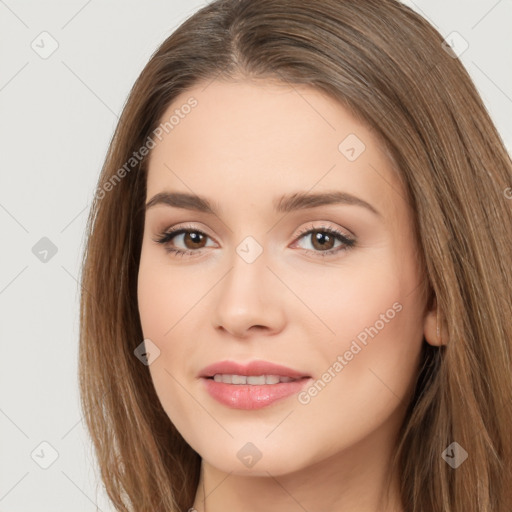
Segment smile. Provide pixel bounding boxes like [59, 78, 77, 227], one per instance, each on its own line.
[211, 374, 298, 384]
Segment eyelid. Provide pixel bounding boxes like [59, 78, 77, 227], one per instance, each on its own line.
[154, 221, 352, 240]
[293, 222, 354, 240]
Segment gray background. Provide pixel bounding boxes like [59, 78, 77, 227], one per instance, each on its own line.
[1, 1, 511, 510]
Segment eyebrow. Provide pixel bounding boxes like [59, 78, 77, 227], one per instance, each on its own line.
[145, 190, 381, 217]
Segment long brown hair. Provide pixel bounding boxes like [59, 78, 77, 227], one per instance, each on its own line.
[78, 0, 512, 510]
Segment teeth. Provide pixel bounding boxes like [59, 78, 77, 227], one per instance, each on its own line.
[212, 374, 297, 385]
[232, 374, 246, 385]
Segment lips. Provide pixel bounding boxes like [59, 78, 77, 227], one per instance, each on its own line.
[198, 360, 312, 410]
[198, 359, 310, 380]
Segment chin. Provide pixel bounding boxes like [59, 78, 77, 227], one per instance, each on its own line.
[194, 437, 320, 477]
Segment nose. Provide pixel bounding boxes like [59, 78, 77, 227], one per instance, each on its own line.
[211, 246, 286, 339]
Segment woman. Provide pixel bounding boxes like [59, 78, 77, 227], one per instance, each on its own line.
[79, 1, 512, 511]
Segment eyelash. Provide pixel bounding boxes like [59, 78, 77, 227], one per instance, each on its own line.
[153, 223, 356, 259]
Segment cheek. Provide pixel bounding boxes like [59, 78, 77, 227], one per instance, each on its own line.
[296, 245, 424, 398]
[137, 284, 191, 445]
[137, 268, 174, 340]
[290, 276, 423, 463]
[136, 249, 209, 421]
[137, 247, 201, 340]
[286, 249, 404, 344]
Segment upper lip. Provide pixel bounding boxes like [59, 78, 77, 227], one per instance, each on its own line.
[198, 360, 310, 379]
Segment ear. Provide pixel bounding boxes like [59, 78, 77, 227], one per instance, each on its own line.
[423, 297, 447, 346]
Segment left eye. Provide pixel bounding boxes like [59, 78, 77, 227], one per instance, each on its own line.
[153, 223, 355, 258]
[292, 225, 355, 255]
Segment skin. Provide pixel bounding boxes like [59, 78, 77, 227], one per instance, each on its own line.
[137, 78, 444, 512]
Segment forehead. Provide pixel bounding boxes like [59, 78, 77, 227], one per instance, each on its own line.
[145, 79, 406, 221]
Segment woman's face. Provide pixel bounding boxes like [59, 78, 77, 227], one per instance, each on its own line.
[137, 78, 436, 476]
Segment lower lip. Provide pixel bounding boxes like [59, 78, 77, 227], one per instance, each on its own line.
[201, 377, 312, 410]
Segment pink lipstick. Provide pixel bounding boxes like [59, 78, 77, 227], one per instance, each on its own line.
[198, 360, 312, 410]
